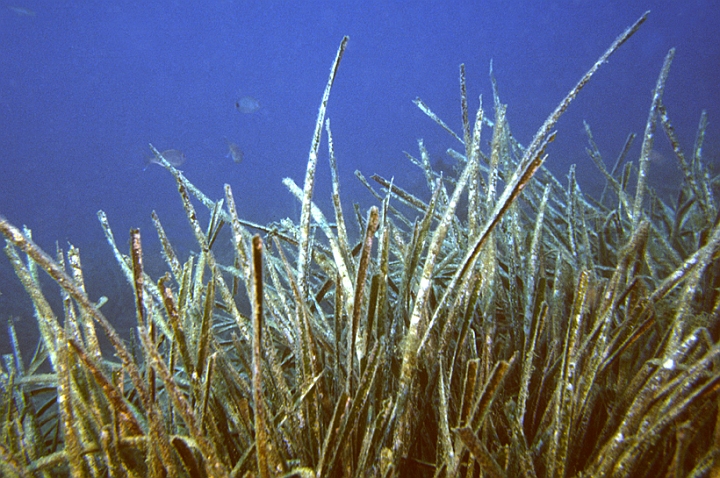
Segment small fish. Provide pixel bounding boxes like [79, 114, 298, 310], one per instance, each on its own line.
[144, 149, 186, 170]
[225, 138, 244, 163]
[7, 6, 35, 16]
[235, 96, 260, 114]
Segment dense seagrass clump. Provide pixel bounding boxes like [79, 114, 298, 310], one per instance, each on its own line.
[2, 12, 720, 477]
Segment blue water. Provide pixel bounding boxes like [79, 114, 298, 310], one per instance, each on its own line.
[1, 1, 718, 353]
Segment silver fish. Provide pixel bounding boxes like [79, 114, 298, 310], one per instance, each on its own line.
[225, 138, 244, 164]
[7, 6, 35, 16]
[144, 149, 186, 170]
[235, 96, 260, 114]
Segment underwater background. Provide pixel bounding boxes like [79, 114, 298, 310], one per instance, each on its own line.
[0, 1, 718, 354]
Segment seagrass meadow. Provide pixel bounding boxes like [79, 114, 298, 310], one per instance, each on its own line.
[2, 11, 720, 477]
